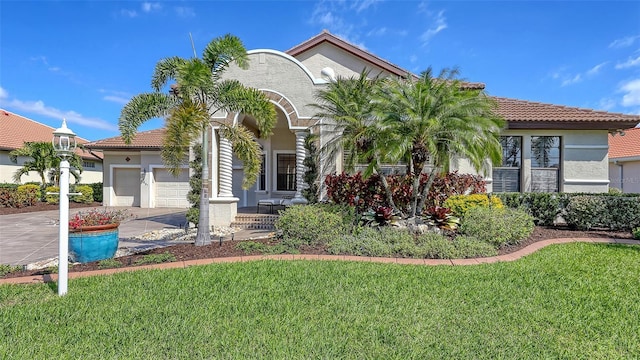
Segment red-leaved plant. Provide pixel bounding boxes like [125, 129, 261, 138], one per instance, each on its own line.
[69, 208, 133, 230]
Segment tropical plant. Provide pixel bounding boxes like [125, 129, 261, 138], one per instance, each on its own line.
[374, 67, 505, 218]
[68, 208, 133, 230]
[9, 141, 83, 186]
[301, 133, 319, 203]
[118, 34, 276, 246]
[314, 67, 504, 220]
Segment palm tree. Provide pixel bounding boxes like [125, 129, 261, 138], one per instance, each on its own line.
[119, 34, 276, 246]
[9, 142, 83, 186]
[376, 67, 505, 217]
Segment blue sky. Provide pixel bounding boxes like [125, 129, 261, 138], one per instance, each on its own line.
[1, 1, 639, 141]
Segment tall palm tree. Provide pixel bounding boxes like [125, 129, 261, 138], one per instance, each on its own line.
[10, 142, 83, 186]
[376, 67, 505, 217]
[119, 34, 276, 246]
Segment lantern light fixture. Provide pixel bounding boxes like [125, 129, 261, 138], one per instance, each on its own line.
[52, 118, 77, 158]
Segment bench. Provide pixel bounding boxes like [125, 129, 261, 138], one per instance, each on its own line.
[257, 196, 294, 214]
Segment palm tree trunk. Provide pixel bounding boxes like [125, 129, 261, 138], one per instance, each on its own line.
[415, 166, 440, 216]
[195, 130, 211, 246]
[374, 154, 405, 218]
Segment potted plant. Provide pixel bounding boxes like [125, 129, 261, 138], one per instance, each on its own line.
[68, 208, 133, 263]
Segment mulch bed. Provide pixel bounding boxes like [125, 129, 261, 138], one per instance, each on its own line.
[1, 203, 636, 280]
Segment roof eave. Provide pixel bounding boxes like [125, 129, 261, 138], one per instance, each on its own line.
[506, 120, 640, 131]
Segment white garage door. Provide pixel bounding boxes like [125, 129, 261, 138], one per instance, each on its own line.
[114, 168, 140, 206]
[154, 168, 190, 208]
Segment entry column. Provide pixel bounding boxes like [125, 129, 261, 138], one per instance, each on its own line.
[292, 130, 308, 204]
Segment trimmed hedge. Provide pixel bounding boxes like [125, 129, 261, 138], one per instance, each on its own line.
[496, 192, 640, 230]
[459, 207, 535, 247]
[443, 194, 503, 218]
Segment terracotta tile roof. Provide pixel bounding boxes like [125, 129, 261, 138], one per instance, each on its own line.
[494, 97, 640, 129]
[84, 128, 166, 149]
[609, 127, 640, 159]
[0, 109, 102, 160]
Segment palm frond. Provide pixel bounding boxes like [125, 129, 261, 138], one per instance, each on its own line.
[161, 101, 209, 175]
[219, 125, 262, 189]
[119, 92, 175, 144]
[151, 56, 184, 92]
[202, 34, 249, 76]
[212, 80, 277, 138]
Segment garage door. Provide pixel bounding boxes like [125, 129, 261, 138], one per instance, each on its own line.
[154, 168, 190, 208]
[114, 168, 140, 206]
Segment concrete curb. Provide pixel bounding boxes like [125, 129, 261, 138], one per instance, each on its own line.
[1, 237, 638, 285]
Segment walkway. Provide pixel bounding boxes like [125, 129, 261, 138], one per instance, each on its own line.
[1, 237, 637, 285]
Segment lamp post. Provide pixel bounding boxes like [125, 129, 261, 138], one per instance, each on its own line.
[52, 119, 77, 296]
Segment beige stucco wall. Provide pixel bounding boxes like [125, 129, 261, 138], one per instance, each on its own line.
[452, 130, 610, 193]
[0, 150, 103, 185]
[295, 43, 389, 80]
[609, 158, 640, 193]
[102, 151, 170, 208]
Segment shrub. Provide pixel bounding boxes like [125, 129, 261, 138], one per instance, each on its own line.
[0, 264, 23, 277]
[564, 195, 640, 231]
[452, 236, 498, 258]
[98, 259, 123, 269]
[324, 171, 486, 214]
[44, 186, 60, 204]
[495, 192, 568, 226]
[564, 196, 607, 230]
[0, 188, 13, 208]
[460, 207, 534, 247]
[89, 182, 103, 203]
[443, 194, 503, 218]
[71, 185, 94, 204]
[134, 252, 176, 265]
[275, 204, 346, 247]
[633, 227, 640, 240]
[416, 232, 458, 259]
[17, 184, 41, 206]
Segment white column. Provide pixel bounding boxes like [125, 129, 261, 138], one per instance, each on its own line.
[58, 159, 69, 296]
[292, 130, 308, 204]
[218, 135, 234, 198]
[211, 128, 219, 199]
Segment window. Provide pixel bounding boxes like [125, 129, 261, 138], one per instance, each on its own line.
[276, 154, 296, 191]
[531, 136, 560, 192]
[83, 161, 95, 168]
[493, 136, 521, 192]
[258, 154, 266, 191]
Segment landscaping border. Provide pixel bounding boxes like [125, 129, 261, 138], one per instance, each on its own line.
[1, 237, 638, 285]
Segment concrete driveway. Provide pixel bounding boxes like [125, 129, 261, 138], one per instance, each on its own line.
[0, 207, 187, 266]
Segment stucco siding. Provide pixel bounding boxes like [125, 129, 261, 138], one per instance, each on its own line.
[222, 52, 319, 120]
[609, 160, 640, 193]
[295, 43, 390, 80]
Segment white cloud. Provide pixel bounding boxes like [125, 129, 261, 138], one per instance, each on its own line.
[352, 0, 381, 13]
[0, 94, 117, 131]
[597, 98, 617, 111]
[120, 9, 137, 18]
[609, 35, 640, 49]
[175, 7, 195, 18]
[0, 86, 7, 99]
[620, 79, 640, 107]
[615, 55, 640, 69]
[367, 27, 387, 37]
[561, 74, 582, 87]
[587, 62, 608, 76]
[141, 2, 162, 13]
[420, 10, 447, 45]
[103, 96, 129, 105]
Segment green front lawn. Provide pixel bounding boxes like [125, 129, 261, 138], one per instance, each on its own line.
[1, 243, 639, 358]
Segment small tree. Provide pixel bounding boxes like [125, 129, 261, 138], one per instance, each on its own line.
[302, 134, 319, 203]
[9, 141, 83, 186]
[186, 143, 202, 226]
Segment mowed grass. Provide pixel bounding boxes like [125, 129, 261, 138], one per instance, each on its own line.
[1, 243, 639, 359]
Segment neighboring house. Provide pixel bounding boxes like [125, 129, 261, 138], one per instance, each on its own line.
[0, 109, 103, 185]
[85, 129, 189, 208]
[88, 31, 640, 225]
[608, 127, 640, 193]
